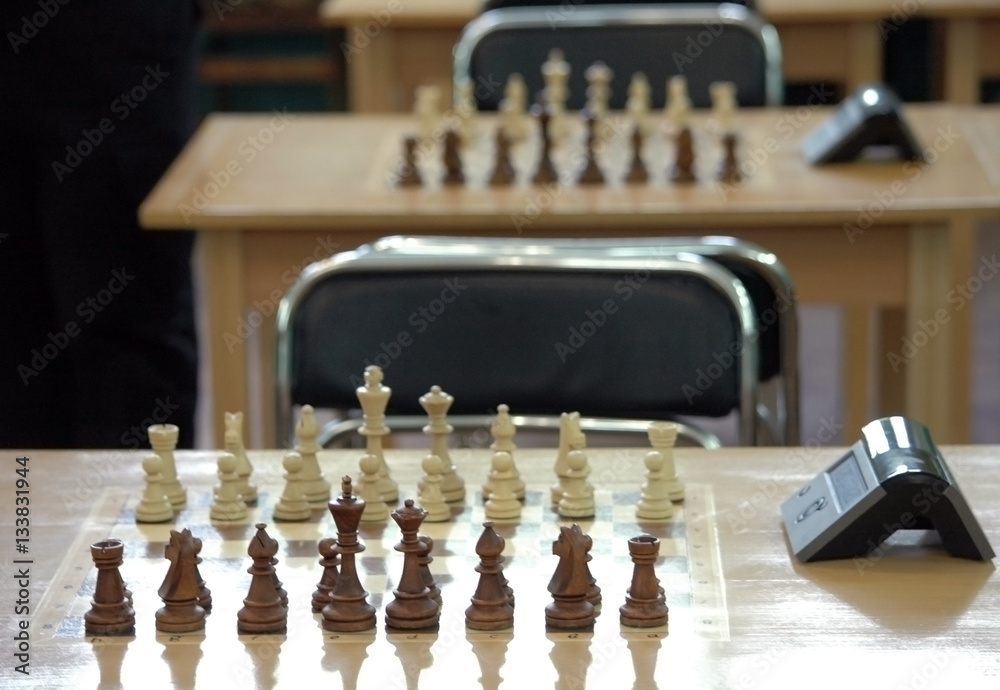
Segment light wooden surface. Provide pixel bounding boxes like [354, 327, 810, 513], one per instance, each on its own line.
[4, 445, 999, 688]
[138, 104, 1000, 447]
[319, 0, 1000, 111]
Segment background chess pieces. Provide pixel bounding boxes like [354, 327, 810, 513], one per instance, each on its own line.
[626, 72, 652, 136]
[385, 499, 441, 631]
[454, 77, 478, 143]
[311, 537, 340, 613]
[531, 102, 559, 185]
[541, 48, 570, 141]
[576, 111, 605, 185]
[499, 73, 529, 141]
[148, 423, 186, 509]
[414, 84, 442, 143]
[356, 365, 398, 502]
[619, 534, 669, 628]
[273, 451, 312, 522]
[666, 75, 696, 183]
[322, 477, 377, 632]
[636, 447, 675, 521]
[224, 410, 257, 506]
[210, 452, 248, 522]
[417, 535, 442, 605]
[484, 451, 522, 520]
[135, 454, 174, 524]
[551, 411, 585, 504]
[665, 74, 692, 131]
[488, 126, 516, 186]
[156, 528, 207, 633]
[711, 81, 742, 184]
[624, 124, 649, 184]
[398, 136, 423, 187]
[237, 523, 288, 634]
[648, 421, 684, 501]
[465, 522, 515, 631]
[488, 404, 524, 499]
[420, 385, 464, 501]
[295, 404, 332, 504]
[418, 454, 451, 523]
[545, 524, 597, 630]
[584, 61, 613, 123]
[557, 449, 595, 518]
[85, 539, 135, 636]
[357, 453, 388, 522]
[441, 129, 465, 186]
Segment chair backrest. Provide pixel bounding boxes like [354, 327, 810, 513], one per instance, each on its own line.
[371, 234, 799, 445]
[454, 3, 783, 110]
[275, 242, 760, 448]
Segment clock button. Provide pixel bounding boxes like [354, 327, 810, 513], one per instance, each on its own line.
[796, 496, 827, 522]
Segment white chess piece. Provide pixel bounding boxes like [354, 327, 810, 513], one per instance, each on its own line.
[710, 80, 738, 133]
[626, 72, 652, 136]
[357, 453, 388, 522]
[148, 423, 186, 509]
[135, 454, 174, 524]
[499, 73, 529, 141]
[454, 77, 478, 143]
[484, 451, 522, 520]
[665, 74, 692, 132]
[635, 450, 675, 521]
[418, 454, 451, 523]
[295, 404, 332, 505]
[542, 48, 571, 141]
[224, 410, 257, 506]
[420, 385, 464, 502]
[557, 448, 595, 518]
[356, 365, 398, 502]
[210, 453, 247, 521]
[648, 421, 684, 501]
[551, 411, 586, 504]
[584, 61, 613, 120]
[485, 404, 524, 499]
[415, 84, 442, 143]
[273, 452, 312, 522]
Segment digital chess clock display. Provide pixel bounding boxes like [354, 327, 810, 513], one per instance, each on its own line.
[826, 451, 866, 510]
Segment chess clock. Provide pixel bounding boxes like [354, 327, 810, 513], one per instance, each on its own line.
[800, 83, 924, 164]
[781, 417, 995, 562]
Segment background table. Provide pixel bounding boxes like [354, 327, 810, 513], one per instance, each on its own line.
[139, 104, 1000, 447]
[4, 445, 999, 688]
[318, 0, 1000, 111]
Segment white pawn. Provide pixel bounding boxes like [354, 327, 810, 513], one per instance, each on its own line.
[710, 80, 738, 134]
[626, 72, 652, 136]
[224, 411, 257, 506]
[418, 454, 451, 523]
[665, 74, 692, 132]
[636, 450, 675, 521]
[415, 84, 442, 143]
[148, 423, 186, 509]
[273, 452, 312, 522]
[210, 453, 247, 522]
[648, 421, 684, 501]
[357, 453, 388, 522]
[484, 451, 522, 520]
[557, 449, 595, 518]
[499, 73, 529, 141]
[485, 404, 524, 499]
[136, 454, 174, 524]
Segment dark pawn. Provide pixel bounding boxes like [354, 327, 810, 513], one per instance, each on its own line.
[322, 477, 377, 632]
[488, 127, 516, 186]
[624, 125, 649, 184]
[531, 105, 559, 185]
[465, 522, 515, 631]
[237, 523, 287, 635]
[576, 112, 604, 185]
[312, 537, 340, 613]
[442, 129, 465, 186]
[385, 499, 440, 631]
[670, 126, 696, 183]
[85, 539, 135, 636]
[418, 535, 442, 605]
[718, 132, 742, 184]
[619, 534, 669, 628]
[398, 136, 423, 187]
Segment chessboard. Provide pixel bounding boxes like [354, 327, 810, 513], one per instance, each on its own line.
[34, 449, 727, 689]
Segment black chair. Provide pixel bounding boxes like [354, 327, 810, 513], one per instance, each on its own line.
[371, 235, 799, 445]
[453, 3, 782, 110]
[274, 240, 760, 450]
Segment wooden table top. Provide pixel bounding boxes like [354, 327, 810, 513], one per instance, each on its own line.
[5, 445, 999, 687]
[139, 104, 1000, 232]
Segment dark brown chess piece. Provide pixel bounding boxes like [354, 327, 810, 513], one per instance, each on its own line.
[531, 104, 559, 185]
[385, 499, 440, 631]
[193, 534, 212, 614]
[322, 476, 377, 632]
[155, 529, 207, 633]
[583, 532, 602, 611]
[545, 524, 596, 630]
[624, 125, 649, 184]
[442, 129, 465, 186]
[576, 111, 604, 185]
[418, 535, 441, 605]
[488, 126, 516, 186]
[237, 523, 288, 634]
[670, 126, 696, 183]
[397, 136, 422, 187]
[718, 131, 742, 184]
[465, 522, 515, 631]
[85, 538, 135, 636]
[619, 534, 669, 628]
[312, 536, 340, 613]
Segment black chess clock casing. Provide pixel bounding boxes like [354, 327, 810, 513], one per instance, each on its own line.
[781, 417, 995, 562]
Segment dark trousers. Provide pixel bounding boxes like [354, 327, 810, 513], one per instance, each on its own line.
[0, 2, 203, 448]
